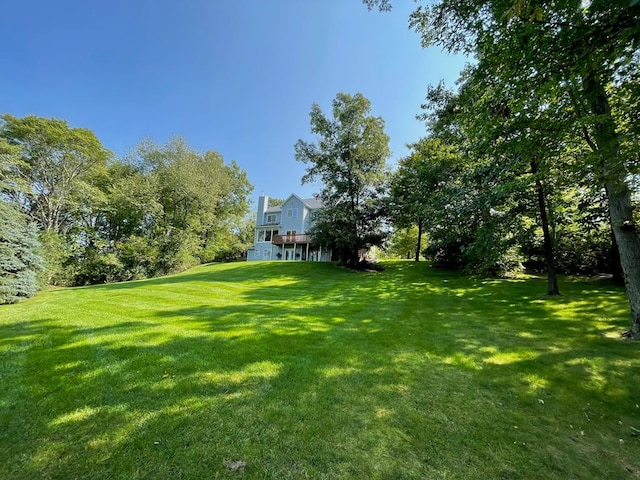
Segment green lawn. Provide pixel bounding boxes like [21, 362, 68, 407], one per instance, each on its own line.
[1, 260, 639, 479]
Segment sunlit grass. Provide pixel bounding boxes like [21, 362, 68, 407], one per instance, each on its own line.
[1, 260, 639, 479]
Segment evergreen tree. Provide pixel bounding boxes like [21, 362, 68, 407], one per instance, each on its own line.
[0, 202, 43, 304]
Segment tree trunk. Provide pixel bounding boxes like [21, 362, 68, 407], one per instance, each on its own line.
[351, 247, 360, 267]
[531, 160, 560, 296]
[415, 220, 423, 262]
[585, 73, 640, 338]
[606, 185, 640, 338]
[609, 226, 624, 285]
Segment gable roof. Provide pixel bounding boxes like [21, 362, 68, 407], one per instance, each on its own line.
[264, 194, 323, 213]
[302, 197, 323, 210]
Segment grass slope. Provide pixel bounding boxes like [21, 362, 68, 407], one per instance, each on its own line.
[1, 260, 639, 479]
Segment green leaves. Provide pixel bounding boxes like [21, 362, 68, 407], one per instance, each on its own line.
[121, 137, 253, 273]
[0, 201, 43, 303]
[296, 93, 390, 266]
[0, 114, 111, 233]
[1, 115, 254, 287]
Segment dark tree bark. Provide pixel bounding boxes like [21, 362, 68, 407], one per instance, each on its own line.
[415, 219, 423, 262]
[585, 73, 640, 338]
[531, 160, 560, 296]
[609, 227, 624, 286]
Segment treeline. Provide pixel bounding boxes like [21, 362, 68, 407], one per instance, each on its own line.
[388, 135, 620, 280]
[1, 114, 253, 302]
[372, 0, 640, 336]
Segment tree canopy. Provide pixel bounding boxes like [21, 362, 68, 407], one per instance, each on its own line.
[0, 114, 111, 234]
[295, 92, 391, 267]
[1, 115, 254, 290]
[390, 138, 460, 262]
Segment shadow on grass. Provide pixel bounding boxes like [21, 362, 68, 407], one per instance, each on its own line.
[83, 261, 338, 292]
[1, 261, 639, 479]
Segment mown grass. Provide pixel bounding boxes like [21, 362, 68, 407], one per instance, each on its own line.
[1, 260, 639, 479]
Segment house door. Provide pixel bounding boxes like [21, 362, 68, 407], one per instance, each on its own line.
[284, 247, 295, 260]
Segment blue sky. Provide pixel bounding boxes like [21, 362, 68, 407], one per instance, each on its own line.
[1, 0, 468, 203]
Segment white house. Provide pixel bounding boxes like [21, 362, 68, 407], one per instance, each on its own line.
[246, 194, 332, 261]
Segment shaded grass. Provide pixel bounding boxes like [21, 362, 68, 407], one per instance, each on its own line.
[1, 260, 639, 479]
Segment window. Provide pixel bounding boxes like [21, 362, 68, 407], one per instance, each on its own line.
[258, 228, 278, 242]
[266, 213, 277, 223]
[287, 208, 298, 218]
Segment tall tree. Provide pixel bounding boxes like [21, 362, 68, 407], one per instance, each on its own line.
[0, 115, 111, 285]
[124, 137, 253, 273]
[0, 202, 44, 304]
[0, 140, 43, 303]
[390, 137, 460, 262]
[0, 114, 111, 233]
[295, 93, 391, 267]
[427, 68, 573, 291]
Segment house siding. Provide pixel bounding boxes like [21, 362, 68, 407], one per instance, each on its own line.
[247, 194, 331, 262]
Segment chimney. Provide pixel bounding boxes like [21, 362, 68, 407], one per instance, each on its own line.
[256, 194, 269, 225]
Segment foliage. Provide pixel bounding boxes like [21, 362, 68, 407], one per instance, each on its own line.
[0, 139, 44, 302]
[385, 226, 421, 259]
[390, 138, 455, 229]
[37, 230, 78, 286]
[295, 93, 391, 266]
[0, 201, 43, 304]
[0, 114, 111, 233]
[367, 0, 640, 333]
[120, 137, 253, 274]
[1, 115, 254, 286]
[390, 137, 468, 265]
[1, 261, 638, 478]
[389, 133, 525, 275]
[412, 0, 640, 332]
